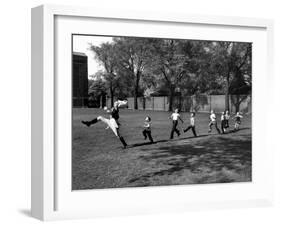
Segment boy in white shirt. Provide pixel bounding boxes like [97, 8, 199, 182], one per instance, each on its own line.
[169, 109, 184, 139]
[208, 110, 221, 134]
[183, 112, 197, 137]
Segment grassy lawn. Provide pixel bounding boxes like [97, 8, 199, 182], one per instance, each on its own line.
[72, 108, 252, 190]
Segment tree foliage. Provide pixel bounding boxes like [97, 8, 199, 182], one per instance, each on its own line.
[89, 38, 252, 111]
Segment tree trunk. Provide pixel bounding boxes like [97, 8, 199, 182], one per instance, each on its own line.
[225, 74, 230, 111]
[99, 95, 102, 108]
[235, 95, 240, 113]
[110, 84, 114, 108]
[134, 72, 140, 110]
[179, 94, 182, 111]
[134, 86, 138, 110]
[143, 96, 146, 110]
[168, 86, 175, 112]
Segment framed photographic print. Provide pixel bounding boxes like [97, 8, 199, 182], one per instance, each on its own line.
[31, 4, 274, 221]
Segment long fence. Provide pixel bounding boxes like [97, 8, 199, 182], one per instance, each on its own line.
[106, 95, 251, 113]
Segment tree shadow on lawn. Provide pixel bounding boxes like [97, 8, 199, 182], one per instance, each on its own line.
[128, 134, 252, 184]
[127, 126, 251, 149]
[227, 127, 251, 133]
[128, 134, 209, 148]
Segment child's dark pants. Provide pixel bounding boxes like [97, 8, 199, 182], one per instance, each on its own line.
[142, 129, 154, 143]
[184, 125, 197, 137]
[170, 120, 180, 139]
[221, 120, 226, 133]
[209, 121, 221, 134]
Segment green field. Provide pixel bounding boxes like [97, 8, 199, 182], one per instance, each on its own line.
[72, 108, 252, 190]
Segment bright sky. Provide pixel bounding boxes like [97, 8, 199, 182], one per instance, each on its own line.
[73, 35, 113, 78]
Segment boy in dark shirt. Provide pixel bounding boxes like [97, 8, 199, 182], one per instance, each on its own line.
[142, 116, 154, 143]
[81, 100, 128, 148]
[233, 112, 243, 131]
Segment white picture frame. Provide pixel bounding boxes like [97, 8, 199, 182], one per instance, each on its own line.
[31, 4, 274, 221]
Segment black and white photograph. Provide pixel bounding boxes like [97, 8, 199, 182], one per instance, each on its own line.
[72, 35, 252, 190]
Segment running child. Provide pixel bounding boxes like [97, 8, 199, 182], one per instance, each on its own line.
[169, 108, 184, 139]
[142, 116, 154, 143]
[183, 112, 197, 137]
[220, 111, 227, 134]
[208, 110, 221, 134]
[81, 100, 128, 148]
[225, 110, 230, 130]
[233, 112, 243, 131]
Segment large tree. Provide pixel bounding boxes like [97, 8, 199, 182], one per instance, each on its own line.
[113, 37, 155, 109]
[88, 74, 107, 108]
[208, 41, 252, 111]
[151, 39, 208, 111]
[90, 42, 120, 107]
[150, 40, 184, 111]
[229, 66, 251, 112]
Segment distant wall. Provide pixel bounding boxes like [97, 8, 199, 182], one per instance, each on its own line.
[106, 95, 251, 113]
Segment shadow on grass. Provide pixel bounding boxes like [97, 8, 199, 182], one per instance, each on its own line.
[128, 134, 209, 148]
[129, 134, 252, 184]
[222, 127, 251, 134]
[129, 141, 155, 148]
[127, 127, 251, 149]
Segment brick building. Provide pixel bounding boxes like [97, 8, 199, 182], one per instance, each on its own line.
[72, 52, 88, 107]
